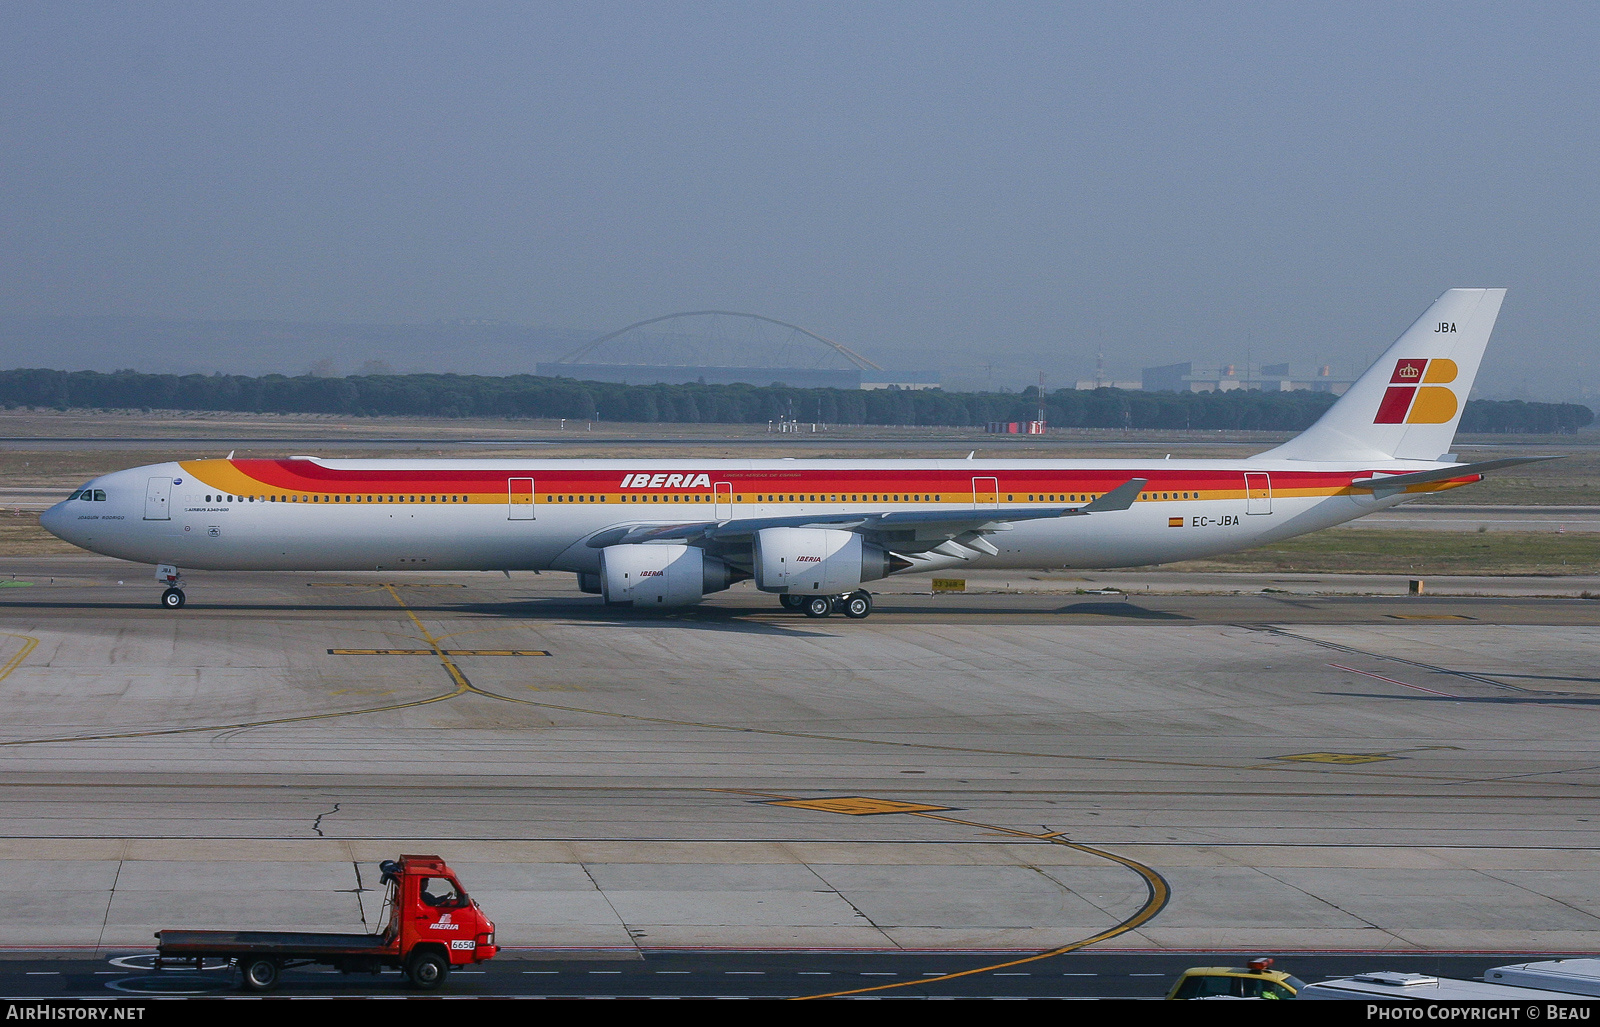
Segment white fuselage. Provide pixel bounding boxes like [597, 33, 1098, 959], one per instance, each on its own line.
[41, 455, 1439, 576]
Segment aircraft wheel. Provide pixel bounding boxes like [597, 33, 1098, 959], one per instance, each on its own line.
[160, 587, 186, 609]
[779, 594, 804, 610]
[842, 592, 872, 619]
[802, 596, 833, 618]
[239, 956, 280, 992]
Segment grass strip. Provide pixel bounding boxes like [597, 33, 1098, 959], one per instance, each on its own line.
[1166, 528, 1600, 576]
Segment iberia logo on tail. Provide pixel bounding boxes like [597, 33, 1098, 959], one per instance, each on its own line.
[1374, 358, 1458, 424]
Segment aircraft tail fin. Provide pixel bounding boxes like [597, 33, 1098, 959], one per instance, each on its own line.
[1262, 288, 1506, 462]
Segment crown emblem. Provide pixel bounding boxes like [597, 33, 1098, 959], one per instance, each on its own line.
[1396, 364, 1421, 379]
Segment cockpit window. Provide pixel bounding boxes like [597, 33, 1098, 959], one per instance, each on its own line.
[92, 490, 106, 502]
[67, 491, 83, 501]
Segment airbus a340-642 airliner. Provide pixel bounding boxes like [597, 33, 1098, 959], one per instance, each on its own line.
[41, 289, 1550, 618]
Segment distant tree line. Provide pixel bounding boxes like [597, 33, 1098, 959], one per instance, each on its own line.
[0, 367, 1591, 434]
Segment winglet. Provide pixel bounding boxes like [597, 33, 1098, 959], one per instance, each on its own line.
[1082, 478, 1147, 512]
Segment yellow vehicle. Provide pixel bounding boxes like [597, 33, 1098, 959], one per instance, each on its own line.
[1166, 958, 1305, 1000]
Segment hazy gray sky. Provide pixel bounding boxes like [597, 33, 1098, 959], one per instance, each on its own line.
[2, 2, 1597, 398]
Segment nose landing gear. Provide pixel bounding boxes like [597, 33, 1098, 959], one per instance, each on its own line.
[155, 563, 186, 610]
[786, 590, 874, 619]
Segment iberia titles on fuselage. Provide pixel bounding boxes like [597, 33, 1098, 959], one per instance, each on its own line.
[39, 289, 1553, 617]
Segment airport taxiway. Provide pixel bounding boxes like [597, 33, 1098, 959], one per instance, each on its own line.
[0, 557, 1596, 980]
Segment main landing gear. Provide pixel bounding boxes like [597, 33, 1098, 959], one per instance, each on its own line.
[782, 590, 873, 619]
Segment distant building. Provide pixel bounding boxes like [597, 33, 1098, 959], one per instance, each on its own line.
[858, 371, 942, 391]
[1072, 376, 1142, 390]
[536, 363, 940, 390]
[1140, 362, 1355, 395]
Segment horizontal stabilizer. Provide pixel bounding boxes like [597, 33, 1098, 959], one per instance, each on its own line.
[1351, 456, 1560, 492]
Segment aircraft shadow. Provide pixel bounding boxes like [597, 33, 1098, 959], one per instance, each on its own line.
[434, 598, 839, 636]
[1051, 601, 1191, 620]
[0, 597, 838, 637]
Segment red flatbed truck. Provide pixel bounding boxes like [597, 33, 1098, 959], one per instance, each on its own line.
[154, 854, 498, 992]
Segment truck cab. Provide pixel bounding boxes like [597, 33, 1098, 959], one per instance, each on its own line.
[384, 854, 499, 981]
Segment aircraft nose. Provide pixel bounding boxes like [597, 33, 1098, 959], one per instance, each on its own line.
[38, 502, 71, 541]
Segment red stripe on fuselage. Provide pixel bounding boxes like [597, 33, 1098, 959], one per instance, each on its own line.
[221, 460, 1396, 495]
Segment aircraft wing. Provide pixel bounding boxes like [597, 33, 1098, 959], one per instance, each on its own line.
[586, 477, 1149, 552]
[1350, 456, 1559, 492]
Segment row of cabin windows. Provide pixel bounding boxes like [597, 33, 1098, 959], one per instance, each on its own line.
[582, 491, 1188, 503]
[194, 490, 1200, 506]
[572, 493, 945, 503]
[1021, 492, 1195, 502]
[204, 493, 469, 504]
[754, 494, 941, 503]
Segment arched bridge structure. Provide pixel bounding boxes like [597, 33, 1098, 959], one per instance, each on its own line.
[555, 311, 884, 372]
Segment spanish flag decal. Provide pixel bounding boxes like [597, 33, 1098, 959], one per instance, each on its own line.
[1168, 516, 1183, 528]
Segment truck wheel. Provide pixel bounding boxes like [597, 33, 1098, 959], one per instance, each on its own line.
[406, 950, 450, 990]
[239, 957, 280, 992]
[779, 594, 804, 610]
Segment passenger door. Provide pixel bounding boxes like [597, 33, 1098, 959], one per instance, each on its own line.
[972, 476, 999, 510]
[1244, 472, 1272, 515]
[143, 477, 172, 521]
[507, 477, 535, 520]
[411, 876, 467, 945]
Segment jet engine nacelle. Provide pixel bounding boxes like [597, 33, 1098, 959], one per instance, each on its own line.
[599, 543, 734, 607]
[753, 527, 899, 594]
